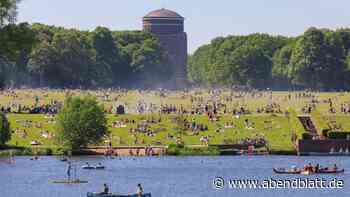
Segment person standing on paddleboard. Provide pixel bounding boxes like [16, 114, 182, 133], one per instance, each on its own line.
[67, 161, 72, 180]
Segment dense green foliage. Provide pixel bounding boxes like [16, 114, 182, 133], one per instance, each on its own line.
[188, 34, 287, 88]
[55, 96, 108, 150]
[0, 23, 170, 88]
[189, 28, 350, 90]
[0, 112, 11, 146]
[0, 0, 28, 88]
[0, 0, 20, 27]
[166, 144, 220, 156]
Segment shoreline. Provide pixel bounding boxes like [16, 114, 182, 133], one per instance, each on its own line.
[0, 147, 298, 157]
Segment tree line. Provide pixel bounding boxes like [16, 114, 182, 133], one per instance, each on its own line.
[1, 1, 172, 88]
[0, 23, 173, 88]
[188, 28, 350, 90]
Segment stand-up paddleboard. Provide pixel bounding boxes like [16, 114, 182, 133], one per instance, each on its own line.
[87, 193, 151, 197]
[51, 162, 88, 184]
[50, 179, 88, 184]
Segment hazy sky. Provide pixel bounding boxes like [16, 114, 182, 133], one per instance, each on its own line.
[17, 0, 350, 53]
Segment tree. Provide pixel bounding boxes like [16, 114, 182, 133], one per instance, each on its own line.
[55, 96, 108, 150]
[0, 23, 37, 86]
[0, 112, 11, 146]
[188, 33, 286, 88]
[272, 43, 295, 89]
[229, 45, 273, 88]
[29, 31, 96, 87]
[0, 0, 20, 27]
[0, 56, 11, 89]
[290, 28, 327, 89]
[91, 27, 120, 86]
[131, 38, 170, 86]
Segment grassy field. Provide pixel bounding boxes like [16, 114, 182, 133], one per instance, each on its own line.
[6, 113, 303, 152]
[2, 89, 350, 153]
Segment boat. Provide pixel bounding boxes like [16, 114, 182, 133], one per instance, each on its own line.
[300, 170, 313, 175]
[86, 192, 151, 197]
[82, 165, 105, 170]
[60, 157, 68, 162]
[82, 165, 95, 170]
[95, 165, 105, 170]
[318, 168, 345, 174]
[30, 156, 39, 160]
[273, 168, 344, 174]
[273, 168, 301, 174]
[51, 179, 88, 184]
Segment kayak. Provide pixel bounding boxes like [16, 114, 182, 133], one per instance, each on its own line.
[273, 168, 344, 174]
[82, 165, 105, 170]
[86, 192, 151, 197]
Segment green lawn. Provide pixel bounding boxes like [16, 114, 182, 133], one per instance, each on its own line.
[3, 90, 350, 153]
[7, 113, 304, 152]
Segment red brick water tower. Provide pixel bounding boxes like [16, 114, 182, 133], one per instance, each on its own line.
[143, 8, 187, 89]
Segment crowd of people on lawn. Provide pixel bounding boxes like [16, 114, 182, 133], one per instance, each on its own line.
[1, 88, 350, 148]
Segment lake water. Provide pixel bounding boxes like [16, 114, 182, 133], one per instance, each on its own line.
[0, 156, 349, 197]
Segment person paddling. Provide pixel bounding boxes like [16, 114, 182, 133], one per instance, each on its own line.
[136, 183, 143, 197]
[99, 183, 109, 195]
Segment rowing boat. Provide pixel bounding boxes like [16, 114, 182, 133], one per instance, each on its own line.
[86, 192, 151, 197]
[273, 168, 344, 174]
[318, 168, 345, 174]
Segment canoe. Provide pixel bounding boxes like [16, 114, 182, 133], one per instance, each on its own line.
[318, 168, 344, 174]
[273, 168, 344, 174]
[51, 179, 88, 184]
[300, 170, 313, 175]
[86, 192, 151, 197]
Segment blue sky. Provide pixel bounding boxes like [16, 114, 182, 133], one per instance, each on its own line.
[18, 0, 350, 53]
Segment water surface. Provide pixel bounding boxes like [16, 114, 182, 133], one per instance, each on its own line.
[0, 156, 349, 197]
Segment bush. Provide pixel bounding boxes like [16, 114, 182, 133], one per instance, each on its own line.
[21, 148, 33, 155]
[328, 132, 350, 139]
[166, 144, 220, 156]
[166, 144, 180, 155]
[55, 96, 109, 150]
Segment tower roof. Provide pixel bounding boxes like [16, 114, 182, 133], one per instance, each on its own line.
[144, 8, 183, 19]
